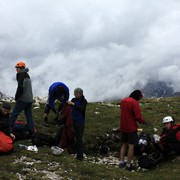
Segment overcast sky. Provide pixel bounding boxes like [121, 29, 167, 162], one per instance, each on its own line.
[0, 0, 180, 101]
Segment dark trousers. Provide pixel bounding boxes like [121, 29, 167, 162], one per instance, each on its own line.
[164, 143, 180, 155]
[154, 141, 180, 156]
[73, 122, 84, 160]
[10, 101, 35, 135]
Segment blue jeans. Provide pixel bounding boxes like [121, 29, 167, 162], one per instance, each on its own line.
[10, 101, 35, 135]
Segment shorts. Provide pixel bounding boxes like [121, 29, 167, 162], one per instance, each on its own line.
[121, 131, 138, 145]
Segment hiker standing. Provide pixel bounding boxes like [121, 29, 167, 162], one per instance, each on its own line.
[10, 61, 35, 139]
[119, 90, 147, 171]
[154, 116, 180, 156]
[43, 82, 69, 126]
[67, 87, 87, 161]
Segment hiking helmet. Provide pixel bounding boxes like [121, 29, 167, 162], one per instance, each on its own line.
[162, 116, 174, 124]
[15, 61, 26, 68]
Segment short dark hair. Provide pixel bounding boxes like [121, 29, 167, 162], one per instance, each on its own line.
[129, 90, 143, 101]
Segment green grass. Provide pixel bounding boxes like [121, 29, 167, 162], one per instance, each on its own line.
[1, 97, 180, 179]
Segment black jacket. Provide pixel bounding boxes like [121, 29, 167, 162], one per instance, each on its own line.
[0, 109, 10, 135]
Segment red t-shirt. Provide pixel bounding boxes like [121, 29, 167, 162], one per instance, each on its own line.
[120, 97, 145, 133]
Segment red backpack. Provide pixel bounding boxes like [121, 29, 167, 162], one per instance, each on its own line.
[0, 131, 13, 153]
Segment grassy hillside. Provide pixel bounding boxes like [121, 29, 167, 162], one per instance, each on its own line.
[1, 97, 180, 179]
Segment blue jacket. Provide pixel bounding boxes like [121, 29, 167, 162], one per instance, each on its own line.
[71, 95, 87, 124]
[48, 82, 69, 112]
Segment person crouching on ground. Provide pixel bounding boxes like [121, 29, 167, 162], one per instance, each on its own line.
[0, 102, 15, 140]
[119, 90, 147, 171]
[67, 88, 87, 161]
[43, 82, 69, 126]
[154, 116, 180, 156]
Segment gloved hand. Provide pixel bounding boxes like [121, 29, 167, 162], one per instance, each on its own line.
[153, 134, 160, 143]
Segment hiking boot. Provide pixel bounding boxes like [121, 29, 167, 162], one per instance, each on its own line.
[125, 164, 136, 172]
[119, 162, 126, 169]
[76, 156, 83, 161]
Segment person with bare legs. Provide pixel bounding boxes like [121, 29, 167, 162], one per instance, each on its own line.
[119, 90, 147, 171]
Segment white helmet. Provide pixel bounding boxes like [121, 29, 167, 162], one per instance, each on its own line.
[163, 116, 174, 124]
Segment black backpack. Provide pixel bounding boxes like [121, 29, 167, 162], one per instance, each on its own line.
[138, 151, 163, 169]
[139, 132, 151, 142]
[32, 132, 56, 147]
[135, 132, 152, 155]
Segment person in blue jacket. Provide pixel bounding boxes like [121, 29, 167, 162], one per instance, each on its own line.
[43, 82, 69, 126]
[67, 87, 87, 161]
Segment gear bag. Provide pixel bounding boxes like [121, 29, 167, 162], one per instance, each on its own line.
[138, 151, 163, 169]
[135, 131, 152, 155]
[0, 131, 13, 154]
[32, 132, 56, 147]
[12, 120, 37, 140]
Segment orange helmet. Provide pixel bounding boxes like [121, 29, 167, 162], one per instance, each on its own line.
[15, 61, 26, 68]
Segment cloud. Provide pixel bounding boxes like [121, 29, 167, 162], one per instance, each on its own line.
[0, 0, 180, 101]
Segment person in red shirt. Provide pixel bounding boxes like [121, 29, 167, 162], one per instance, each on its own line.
[119, 90, 147, 171]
